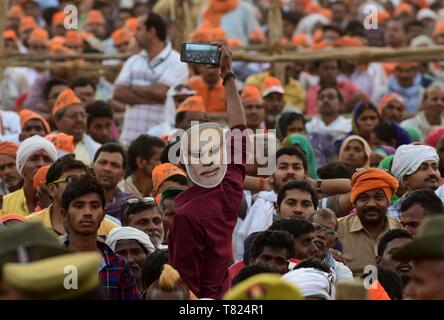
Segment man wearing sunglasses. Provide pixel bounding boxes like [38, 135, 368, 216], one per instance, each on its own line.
[168, 44, 248, 299]
[27, 155, 118, 236]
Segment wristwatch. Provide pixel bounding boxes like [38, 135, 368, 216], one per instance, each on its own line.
[222, 71, 235, 85]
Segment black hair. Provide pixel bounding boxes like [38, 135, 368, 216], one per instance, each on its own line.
[373, 122, 397, 146]
[141, 249, 169, 290]
[275, 147, 308, 173]
[93, 142, 127, 170]
[61, 176, 106, 211]
[122, 201, 159, 226]
[268, 217, 315, 239]
[294, 256, 330, 273]
[243, 232, 260, 265]
[277, 113, 306, 139]
[231, 265, 275, 287]
[145, 12, 167, 42]
[355, 100, 380, 120]
[314, 59, 339, 70]
[317, 162, 353, 179]
[160, 140, 180, 164]
[322, 24, 343, 36]
[387, 18, 409, 33]
[377, 229, 412, 257]
[163, 174, 188, 187]
[46, 154, 88, 184]
[42, 78, 68, 100]
[42, 7, 59, 28]
[317, 85, 344, 103]
[69, 76, 97, 92]
[127, 134, 165, 174]
[175, 112, 187, 128]
[86, 101, 114, 126]
[400, 189, 444, 216]
[282, 10, 300, 25]
[344, 20, 366, 38]
[277, 180, 318, 209]
[249, 230, 296, 262]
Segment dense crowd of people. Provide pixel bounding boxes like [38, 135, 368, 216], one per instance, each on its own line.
[0, 0, 444, 301]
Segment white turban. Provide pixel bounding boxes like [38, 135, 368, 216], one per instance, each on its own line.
[391, 144, 439, 184]
[16, 135, 57, 176]
[106, 227, 155, 254]
[282, 268, 334, 300]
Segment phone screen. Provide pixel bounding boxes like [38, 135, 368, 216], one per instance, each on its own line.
[181, 43, 220, 65]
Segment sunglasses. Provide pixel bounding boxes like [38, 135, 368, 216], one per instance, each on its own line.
[123, 197, 156, 217]
[51, 176, 79, 185]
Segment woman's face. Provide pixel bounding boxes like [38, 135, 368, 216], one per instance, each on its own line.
[341, 139, 367, 169]
[382, 100, 404, 123]
[357, 108, 379, 138]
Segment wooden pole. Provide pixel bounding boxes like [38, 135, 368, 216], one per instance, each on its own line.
[0, 0, 8, 86]
[267, 0, 285, 83]
[173, 0, 185, 52]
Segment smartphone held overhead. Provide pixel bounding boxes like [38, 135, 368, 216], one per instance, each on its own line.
[180, 43, 221, 66]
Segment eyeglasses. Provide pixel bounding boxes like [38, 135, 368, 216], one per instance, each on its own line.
[312, 223, 337, 237]
[126, 197, 156, 205]
[51, 176, 79, 185]
[64, 112, 87, 121]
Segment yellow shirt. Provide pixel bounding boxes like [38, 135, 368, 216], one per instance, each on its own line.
[338, 214, 402, 276]
[26, 205, 119, 236]
[0, 188, 29, 216]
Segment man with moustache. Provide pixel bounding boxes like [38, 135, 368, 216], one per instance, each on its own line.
[0, 142, 22, 196]
[389, 144, 443, 218]
[338, 168, 402, 276]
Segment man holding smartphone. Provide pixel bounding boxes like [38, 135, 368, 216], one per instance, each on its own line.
[168, 43, 248, 299]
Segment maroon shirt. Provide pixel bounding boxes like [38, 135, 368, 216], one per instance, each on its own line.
[168, 124, 248, 299]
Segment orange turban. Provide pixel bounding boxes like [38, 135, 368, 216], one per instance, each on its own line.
[45, 133, 74, 154]
[85, 10, 106, 26]
[350, 168, 399, 204]
[433, 20, 444, 38]
[152, 163, 187, 192]
[292, 34, 311, 48]
[394, 3, 414, 17]
[112, 28, 132, 46]
[0, 141, 19, 157]
[33, 165, 50, 189]
[19, 16, 37, 33]
[0, 214, 26, 223]
[52, 88, 82, 117]
[4, 30, 17, 41]
[19, 109, 51, 134]
[261, 76, 284, 98]
[124, 17, 138, 33]
[377, 10, 391, 25]
[176, 96, 206, 114]
[28, 28, 49, 44]
[241, 85, 263, 104]
[8, 5, 24, 18]
[311, 41, 329, 50]
[227, 39, 243, 48]
[249, 28, 267, 43]
[377, 93, 405, 114]
[65, 30, 84, 46]
[52, 11, 67, 26]
[333, 36, 364, 47]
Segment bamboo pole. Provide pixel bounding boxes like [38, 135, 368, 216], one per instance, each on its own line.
[0, 0, 8, 86]
[173, 0, 185, 52]
[267, 0, 285, 83]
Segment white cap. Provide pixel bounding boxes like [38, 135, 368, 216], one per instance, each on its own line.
[417, 8, 438, 21]
[262, 85, 285, 98]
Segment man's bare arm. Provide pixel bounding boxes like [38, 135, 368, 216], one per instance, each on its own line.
[113, 86, 150, 105]
[130, 83, 169, 104]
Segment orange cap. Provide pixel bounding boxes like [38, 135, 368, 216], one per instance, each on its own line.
[112, 28, 132, 46]
[52, 11, 67, 26]
[176, 96, 206, 114]
[249, 28, 267, 43]
[19, 16, 37, 33]
[377, 10, 391, 25]
[377, 93, 405, 114]
[45, 132, 75, 154]
[0, 141, 19, 157]
[33, 165, 50, 189]
[395, 61, 419, 69]
[52, 88, 82, 117]
[8, 5, 24, 18]
[261, 76, 284, 98]
[394, 3, 414, 17]
[0, 214, 26, 223]
[227, 39, 243, 49]
[4, 30, 17, 41]
[65, 30, 84, 46]
[433, 20, 444, 38]
[124, 17, 138, 33]
[292, 33, 311, 48]
[333, 36, 364, 47]
[241, 85, 263, 104]
[152, 163, 187, 191]
[28, 28, 49, 44]
[412, 0, 428, 9]
[19, 109, 51, 134]
[85, 9, 106, 26]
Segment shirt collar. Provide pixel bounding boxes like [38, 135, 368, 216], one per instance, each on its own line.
[141, 42, 172, 64]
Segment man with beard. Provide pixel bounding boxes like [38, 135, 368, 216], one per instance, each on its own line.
[0, 142, 22, 196]
[60, 176, 138, 300]
[389, 144, 443, 218]
[376, 229, 413, 288]
[106, 227, 156, 295]
[308, 209, 353, 282]
[121, 197, 165, 249]
[338, 168, 402, 276]
[261, 76, 286, 129]
[93, 142, 132, 220]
